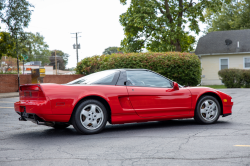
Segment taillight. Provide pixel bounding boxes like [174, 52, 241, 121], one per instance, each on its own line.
[19, 85, 46, 100]
[20, 85, 40, 91]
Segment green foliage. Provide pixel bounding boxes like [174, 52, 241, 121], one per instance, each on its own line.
[0, 0, 33, 62]
[19, 32, 51, 65]
[49, 50, 70, 70]
[0, 31, 51, 65]
[218, 69, 250, 88]
[0, 32, 15, 59]
[243, 70, 250, 88]
[75, 55, 101, 75]
[205, 0, 250, 32]
[119, 0, 227, 53]
[102, 47, 123, 55]
[0, 0, 33, 35]
[76, 52, 202, 86]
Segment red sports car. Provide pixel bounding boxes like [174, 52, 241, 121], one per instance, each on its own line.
[14, 69, 233, 134]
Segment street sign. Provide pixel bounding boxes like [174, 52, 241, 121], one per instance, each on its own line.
[21, 54, 28, 60]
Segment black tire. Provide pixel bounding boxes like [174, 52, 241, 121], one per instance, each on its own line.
[52, 122, 70, 129]
[72, 99, 108, 134]
[194, 96, 221, 124]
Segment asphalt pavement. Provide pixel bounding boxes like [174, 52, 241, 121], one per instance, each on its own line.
[0, 89, 250, 166]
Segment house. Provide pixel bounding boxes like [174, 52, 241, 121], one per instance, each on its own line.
[195, 29, 250, 85]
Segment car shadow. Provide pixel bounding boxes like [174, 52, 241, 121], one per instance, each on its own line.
[103, 119, 230, 133]
[10, 119, 231, 141]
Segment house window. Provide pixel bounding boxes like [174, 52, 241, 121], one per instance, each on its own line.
[220, 58, 229, 70]
[244, 57, 250, 69]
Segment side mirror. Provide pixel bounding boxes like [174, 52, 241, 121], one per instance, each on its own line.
[173, 82, 179, 90]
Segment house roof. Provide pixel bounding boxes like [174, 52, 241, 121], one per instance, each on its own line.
[195, 29, 250, 55]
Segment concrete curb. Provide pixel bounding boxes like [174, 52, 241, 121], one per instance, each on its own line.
[0, 92, 19, 99]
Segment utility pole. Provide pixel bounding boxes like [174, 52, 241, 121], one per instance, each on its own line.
[55, 50, 57, 75]
[16, 34, 20, 92]
[71, 32, 81, 65]
[76, 33, 78, 64]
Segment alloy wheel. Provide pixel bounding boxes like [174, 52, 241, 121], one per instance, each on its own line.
[80, 104, 104, 130]
[199, 99, 218, 122]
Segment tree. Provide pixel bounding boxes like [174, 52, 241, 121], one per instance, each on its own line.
[0, 0, 33, 36]
[102, 47, 123, 55]
[119, 0, 228, 52]
[0, 32, 51, 65]
[49, 50, 69, 70]
[19, 32, 51, 66]
[0, 32, 15, 59]
[205, 0, 250, 32]
[0, 0, 33, 63]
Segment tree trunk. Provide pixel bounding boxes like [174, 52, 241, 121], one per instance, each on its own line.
[175, 41, 182, 52]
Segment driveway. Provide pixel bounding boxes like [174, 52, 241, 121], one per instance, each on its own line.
[0, 89, 249, 166]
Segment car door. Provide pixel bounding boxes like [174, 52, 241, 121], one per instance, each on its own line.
[125, 70, 192, 117]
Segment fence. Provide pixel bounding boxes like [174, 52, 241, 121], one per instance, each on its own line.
[0, 74, 83, 93]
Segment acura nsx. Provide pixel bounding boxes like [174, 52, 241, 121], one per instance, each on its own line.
[14, 69, 233, 134]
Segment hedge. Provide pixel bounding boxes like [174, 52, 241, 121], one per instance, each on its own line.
[76, 52, 202, 86]
[218, 69, 250, 88]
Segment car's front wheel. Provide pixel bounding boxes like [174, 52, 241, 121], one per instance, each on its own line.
[72, 100, 108, 134]
[194, 96, 221, 124]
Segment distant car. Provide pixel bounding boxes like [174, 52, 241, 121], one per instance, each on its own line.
[14, 69, 233, 134]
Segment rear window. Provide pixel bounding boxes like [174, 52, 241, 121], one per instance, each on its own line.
[67, 70, 119, 85]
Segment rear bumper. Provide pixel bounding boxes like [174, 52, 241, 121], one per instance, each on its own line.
[14, 100, 71, 122]
[14, 100, 52, 114]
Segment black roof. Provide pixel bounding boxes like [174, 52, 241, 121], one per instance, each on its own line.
[195, 29, 250, 55]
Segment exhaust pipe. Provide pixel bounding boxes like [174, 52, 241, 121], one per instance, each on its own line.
[36, 120, 46, 125]
[19, 117, 26, 121]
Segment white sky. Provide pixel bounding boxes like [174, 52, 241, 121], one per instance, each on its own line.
[23, 0, 132, 68]
[2, 0, 206, 68]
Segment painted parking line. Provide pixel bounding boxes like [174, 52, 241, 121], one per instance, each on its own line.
[0, 101, 15, 103]
[234, 145, 250, 147]
[0, 107, 14, 109]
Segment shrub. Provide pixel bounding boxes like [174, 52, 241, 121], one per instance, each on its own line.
[76, 52, 202, 86]
[218, 69, 250, 88]
[243, 70, 250, 88]
[75, 55, 103, 75]
[218, 69, 243, 88]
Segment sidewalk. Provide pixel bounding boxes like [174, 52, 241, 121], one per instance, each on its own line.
[0, 92, 19, 98]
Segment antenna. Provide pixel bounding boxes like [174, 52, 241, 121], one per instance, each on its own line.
[225, 39, 232, 46]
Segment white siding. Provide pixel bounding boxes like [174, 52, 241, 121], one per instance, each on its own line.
[200, 54, 250, 85]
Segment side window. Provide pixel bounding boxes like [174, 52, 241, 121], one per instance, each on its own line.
[126, 70, 172, 88]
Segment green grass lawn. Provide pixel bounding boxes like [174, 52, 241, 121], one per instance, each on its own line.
[199, 85, 226, 89]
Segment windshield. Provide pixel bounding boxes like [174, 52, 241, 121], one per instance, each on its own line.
[67, 70, 118, 85]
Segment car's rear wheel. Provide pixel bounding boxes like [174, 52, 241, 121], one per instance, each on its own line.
[194, 96, 221, 124]
[72, 100, 108, 134]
